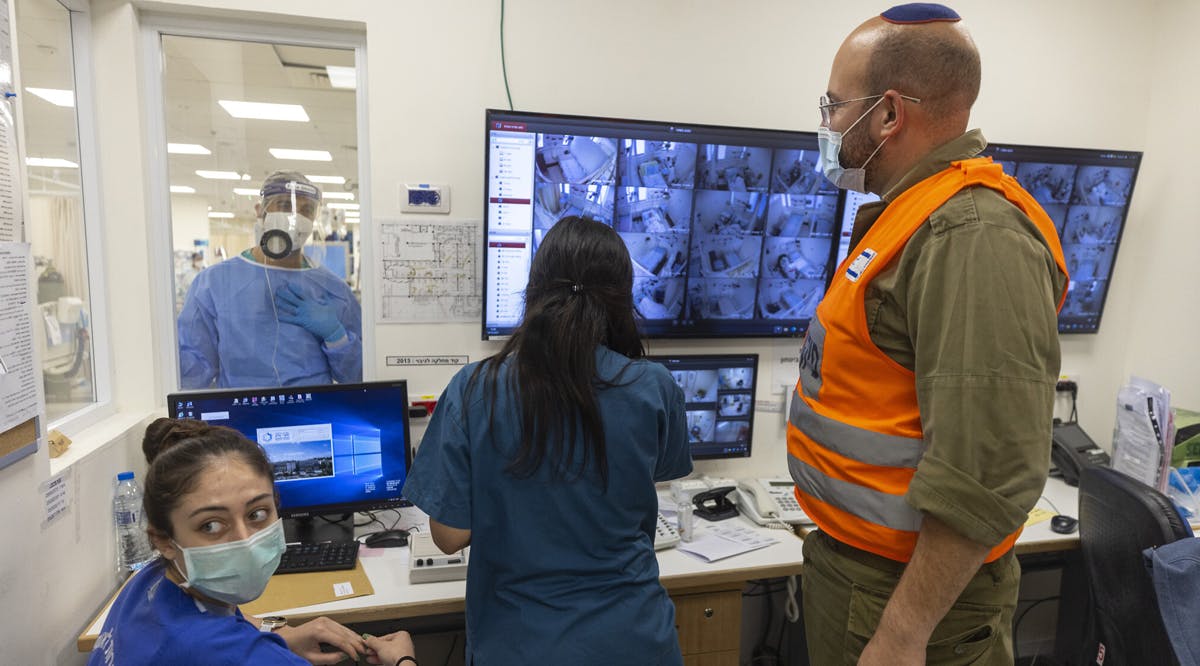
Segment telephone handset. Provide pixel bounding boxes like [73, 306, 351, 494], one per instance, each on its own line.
[1051, 421, 1111, 487]
[735, 478, 812, 526]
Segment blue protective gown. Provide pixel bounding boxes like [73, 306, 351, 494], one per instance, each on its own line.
[403, 346, 693, 665]
[178, 254, 362, 389]
[88, 559, 305, 666]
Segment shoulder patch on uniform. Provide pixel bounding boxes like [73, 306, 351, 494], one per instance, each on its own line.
[845, 248, 877, 282]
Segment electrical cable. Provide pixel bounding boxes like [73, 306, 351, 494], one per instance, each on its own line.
[1011, 596, 1060, 661]
[784, 575, 800, 623]
[499, 0, 514, 110]
[444, 632, 459, 666]
[1038, 495, 1062, 515]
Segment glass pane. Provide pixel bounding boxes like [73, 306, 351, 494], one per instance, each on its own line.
[162, 36, 361, 390]
[16, 0, 97, 421]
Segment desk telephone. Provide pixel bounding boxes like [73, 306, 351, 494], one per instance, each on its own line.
[735, 478, 812, 527]
[1051, 421, 1111, 487]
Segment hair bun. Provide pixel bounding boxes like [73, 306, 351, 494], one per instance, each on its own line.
[142, 417, 213, 464]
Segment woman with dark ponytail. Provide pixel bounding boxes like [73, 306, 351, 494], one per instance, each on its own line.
[404, 216, 692, 665]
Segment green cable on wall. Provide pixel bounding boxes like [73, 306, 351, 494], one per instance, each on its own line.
[500, 0, 515, 110]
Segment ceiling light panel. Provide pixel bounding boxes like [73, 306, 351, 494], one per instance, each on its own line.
[306, 175, 346, 184]
[168, 143, 212, 155]
[25, 87, 75, 107]
[233, 188, 260, 196]
[195, 170, 244, 180]
[170, 185, 197, 194]
[325, 66, 356, 89]
[207, 212, 235, 219]
[322, 192, 355, 200]
[26, 157, 79, 168]
[218, 100, 309, 122]
[269, 148, 332, 161]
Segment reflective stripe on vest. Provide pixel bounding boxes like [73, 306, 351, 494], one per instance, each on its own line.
[786, 157, 1069, 563]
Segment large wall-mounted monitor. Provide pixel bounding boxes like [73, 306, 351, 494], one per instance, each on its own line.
[647, 353, 757, 460]
[483, 110, 840, 340]
[831, 144, 1141, 334]
[983, 143, 1141, 333]
[167, 380, 412, 519]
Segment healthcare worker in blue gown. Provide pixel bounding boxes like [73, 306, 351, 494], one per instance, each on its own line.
[177, 171, 362, 389]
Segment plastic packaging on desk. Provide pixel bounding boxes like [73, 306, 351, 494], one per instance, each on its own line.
[1166, 467, 1200, 523]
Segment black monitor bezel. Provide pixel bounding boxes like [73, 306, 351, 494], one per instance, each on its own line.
[166, 380, 414, 518]
[646, 352, 758, 460]
[482, 108, 837, 342]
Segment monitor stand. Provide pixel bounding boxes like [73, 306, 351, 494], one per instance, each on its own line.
[283, 514, 355, 544]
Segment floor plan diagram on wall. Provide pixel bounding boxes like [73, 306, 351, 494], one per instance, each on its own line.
[377, 220, 481, 323]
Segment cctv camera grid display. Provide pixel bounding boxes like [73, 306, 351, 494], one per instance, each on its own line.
[487, 112, 840, 339]
[650, 354, 757, 459]
[982, 143, 1142, 333]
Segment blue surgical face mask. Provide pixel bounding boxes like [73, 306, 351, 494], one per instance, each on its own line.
[171, 518, 285, 605]
[816, 96, 888, 193]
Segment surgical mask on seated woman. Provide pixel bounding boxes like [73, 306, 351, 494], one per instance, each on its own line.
[170, 518, 286, 605]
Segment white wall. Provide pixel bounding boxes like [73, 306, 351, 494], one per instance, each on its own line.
[169, 194, 211, 252]
[0, 1, 1190, 663]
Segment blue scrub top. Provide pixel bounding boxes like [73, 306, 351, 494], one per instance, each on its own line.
[403, 346, 693, 665]
[88, 559, 305, 666]
[177, 254, 362, 389]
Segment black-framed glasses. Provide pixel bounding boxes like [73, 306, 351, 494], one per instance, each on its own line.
[818, 93, 921, 125]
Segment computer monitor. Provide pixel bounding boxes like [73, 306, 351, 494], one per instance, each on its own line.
[647, 353, 757, 460]
[831, 143, 1142, 334]
[166, 381, 413, 522]
[484, 109, 840, 340]
[983, 142, 1141, 334]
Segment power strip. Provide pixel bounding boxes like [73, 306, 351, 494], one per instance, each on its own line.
[408, 531, 468, 584]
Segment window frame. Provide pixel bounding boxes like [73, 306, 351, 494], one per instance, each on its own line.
[139, 12, 374, 397]
[20, 0, 116, 432]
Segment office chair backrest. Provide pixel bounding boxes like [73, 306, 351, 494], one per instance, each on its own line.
[1078, 465, 1191, 665]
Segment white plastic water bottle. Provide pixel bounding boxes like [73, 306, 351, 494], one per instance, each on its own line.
[113, 471, 154, 579]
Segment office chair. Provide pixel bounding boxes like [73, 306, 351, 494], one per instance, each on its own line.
[1078, 465, 1192, 665]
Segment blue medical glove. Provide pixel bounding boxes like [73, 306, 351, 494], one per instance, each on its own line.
[274, 282, 347, 343]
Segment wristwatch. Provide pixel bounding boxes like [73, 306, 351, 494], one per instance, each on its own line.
[259, 616, 288, 632]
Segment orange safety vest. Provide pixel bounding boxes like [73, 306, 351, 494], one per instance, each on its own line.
[787, 157, 1068, 563]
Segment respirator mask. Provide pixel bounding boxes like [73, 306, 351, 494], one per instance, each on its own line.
[254, 180, 322, 260]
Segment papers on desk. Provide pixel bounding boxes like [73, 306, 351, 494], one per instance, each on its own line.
[1113, 376, 1175, 492]
[676, 523, 779, 563]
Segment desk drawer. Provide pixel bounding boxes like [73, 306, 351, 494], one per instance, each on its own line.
[673, 589, 741, 655]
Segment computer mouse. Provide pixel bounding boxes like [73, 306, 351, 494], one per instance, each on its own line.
[364, 529, 410, 548]
[1050, 514, 1079, 534]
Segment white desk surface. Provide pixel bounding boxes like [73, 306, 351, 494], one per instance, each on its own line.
[80, 478, 1093, 650]
[81, 512, 804, 648]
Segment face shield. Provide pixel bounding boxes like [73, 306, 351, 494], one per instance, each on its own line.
[253, 179, 322, 260]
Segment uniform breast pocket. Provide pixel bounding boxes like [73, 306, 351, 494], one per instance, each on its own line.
[845, 583, 1002, 665]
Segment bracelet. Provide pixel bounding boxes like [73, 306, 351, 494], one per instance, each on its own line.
[395, 657, 418, 666]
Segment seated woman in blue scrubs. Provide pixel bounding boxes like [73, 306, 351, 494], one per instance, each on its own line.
[403, 216, 693, 665]
[89, 418, 416, 666]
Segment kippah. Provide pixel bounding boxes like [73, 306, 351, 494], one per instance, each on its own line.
[881, 3, 961, 24]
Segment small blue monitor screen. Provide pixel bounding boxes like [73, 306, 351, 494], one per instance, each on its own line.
[167, 381, 412, 517]
[647, 353, 757, 460]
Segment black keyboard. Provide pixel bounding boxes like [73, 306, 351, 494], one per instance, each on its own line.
[276, 540, 360, 574]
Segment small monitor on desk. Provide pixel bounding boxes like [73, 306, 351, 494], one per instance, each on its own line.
[167, 381, 413, 539]
[647, 353, 758, 460]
